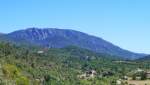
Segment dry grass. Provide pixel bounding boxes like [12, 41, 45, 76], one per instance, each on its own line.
[127, 80, 150, 85]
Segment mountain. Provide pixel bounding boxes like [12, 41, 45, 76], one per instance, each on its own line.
[1, 28, 146, 59]
[136, 55, 150, 61]
[0, 33, 3, 35]
[0, 33, 4, 37]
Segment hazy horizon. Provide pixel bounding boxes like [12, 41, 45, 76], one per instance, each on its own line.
[0, 0, 150, 54]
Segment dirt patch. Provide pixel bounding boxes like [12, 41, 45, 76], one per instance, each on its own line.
[127, 80, 150, 85]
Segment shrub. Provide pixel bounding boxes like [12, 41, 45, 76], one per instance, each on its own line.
[2, 64, 20, 78]
[16, 76, 29, 85]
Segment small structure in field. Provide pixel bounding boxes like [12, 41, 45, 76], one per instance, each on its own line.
[132, 69, 150, 80]
[86, 70, 97, 78]
[37, 50, 44, 54]
[78, 70, 97, 79]
[146, 71, 150, 79]
[122, 76, 128, 80]
[102, 71, 114, 77]
[137, 68, 143, 72]
[116, 79, 122, 85]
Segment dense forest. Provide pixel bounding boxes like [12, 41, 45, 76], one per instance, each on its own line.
[0, 42, 150, 85]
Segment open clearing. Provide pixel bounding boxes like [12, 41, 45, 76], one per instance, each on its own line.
[127, 80, 150, 85]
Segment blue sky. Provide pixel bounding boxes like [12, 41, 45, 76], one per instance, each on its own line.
[0, 0, 150, 53]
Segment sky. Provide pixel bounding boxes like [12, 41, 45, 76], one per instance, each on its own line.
[0, 0, 150, 53]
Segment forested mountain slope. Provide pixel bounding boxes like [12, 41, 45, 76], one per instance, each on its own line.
[0, 42, 149, 85]
[0, 28, 146, 59]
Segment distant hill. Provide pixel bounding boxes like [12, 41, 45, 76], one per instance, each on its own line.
[0, 28, 146, 59]
[0, 33, 4, 37]
[136, 55, 150, 61]
[0, 33, 3, 35]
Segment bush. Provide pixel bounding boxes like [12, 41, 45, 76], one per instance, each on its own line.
[2, 64, 20, 78]
[16, 76, 29, 85]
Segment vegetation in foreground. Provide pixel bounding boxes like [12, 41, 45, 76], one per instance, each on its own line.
[0, 42, 150, 85]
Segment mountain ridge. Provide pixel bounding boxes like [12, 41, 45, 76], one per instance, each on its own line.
[136, 55, 150, 61]
[0, 28, 146, 59]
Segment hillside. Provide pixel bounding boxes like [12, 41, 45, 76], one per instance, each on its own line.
[136, 55, 150, 62]
[1, 28, 145, 59]
[0, 33, 3, 35]
[0, 42, 150, 85]
[0, 42, 119, 85]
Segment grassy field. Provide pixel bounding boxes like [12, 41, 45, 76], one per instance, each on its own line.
[127, 80, 150, 85]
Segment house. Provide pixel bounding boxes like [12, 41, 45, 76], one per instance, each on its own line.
[37, 50, 44, 54]
[136, 68, 143, 73]
[122, 76, 128, 80]
[102, 71, 114, 77]
[78, 70, 97, 79]
[116, 79, 122, 85]
[86, 70, 97, 78]
[146, 71, 150, 79]
[132, 69, 149, 80]
[78, 73, 87, 79]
